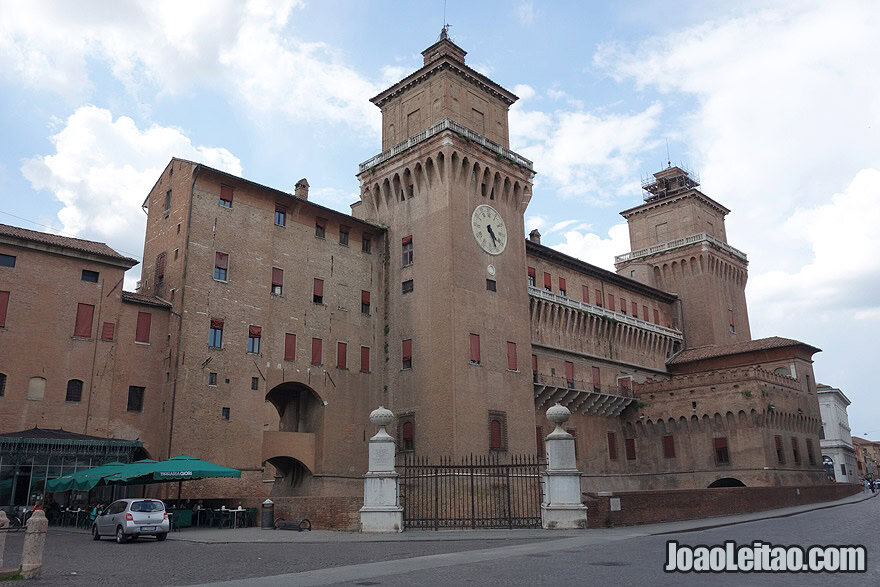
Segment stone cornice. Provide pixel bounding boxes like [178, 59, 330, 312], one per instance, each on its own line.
[619, 189, 731, 219]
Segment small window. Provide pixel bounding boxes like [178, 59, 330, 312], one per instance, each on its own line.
[362, 236, 372, 254]
[214, 252, 229, 281]
[219, 184, 233, 207]
[361, 290, 370, 315]
[251, 376, 259, 391]
[339, 226, 349, 246]
[274, 206, 286, 227]
[469, 334, 480, 365]
[607, 294, 614, 311]
[791, 437, 800, 465]
[0, 254, 16, 267]
[775, 435, 785, 464]
[135, 312, 152, 344]
[582, 286, 589, 303]
[127, 386, 145, 412]
[486, 279, 496, 292]
[174, 248, 179, 260]
[311, 337, 323, 365]
[402, 339, 412, 369]
[271, 268, 283, 296]
[527, 267, 536, 287]
[337, 342, 347, 369]
[662, 435, 675, 458]
[284, 333, 296, 361]
[607, 432, 617, 460]
[506, 341, 517, 371]
[81, 269, 99, 282]
[402, 279, 414, 294]
[164, 190, 172, 213]
[543, 272, 552, 291]
[565, 361, 575, 388]
[620, 298, 626, 315]
[248, 325, 261, 354]
[155, 252, 166, 283]
[176, 223, 181, 234]
[209, 319, 224, 348]
[101, 322, 115, 341]
[806, 439, 816, 465]
[631, 301, 638, 316]
[595, 289, 603, 307]
[402, 236, 413, 266]
[65, 379, 84, 402]
[536, 427, 545, 458]
[729, 309, 735, 333]
[558, 277, 566, 297]
[208, 372, 217, 386]
[714, 437, 729, 464]
[642, 305, 649, 321]
[653, 309, 660, 324]
[74, 303, 95, 338]
[221, 407, 230, 420]
[360, 346, 370, 373]
[0, 290, 9, 328]
[625, 438, 636, 460]
[489, 412, 507, 451]
[313, 278, 324, 304]
[27, 377, 46, 400]
[399, 418, 415, 452]
[315, 218, 326, 238]
[0, 373, 6, 397]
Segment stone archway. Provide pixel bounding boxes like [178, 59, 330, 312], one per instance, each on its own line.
[266, 456, 313, 497]
[708, 477, 746, 488]
[265, 381, 325, 434]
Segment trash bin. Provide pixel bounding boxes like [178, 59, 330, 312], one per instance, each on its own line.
[261, 499, 274, 530]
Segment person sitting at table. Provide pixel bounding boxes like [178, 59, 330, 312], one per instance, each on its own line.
[89, 503, 103, 522]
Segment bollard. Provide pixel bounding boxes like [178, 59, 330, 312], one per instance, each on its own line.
[261, 499, 274, 530]
[20, 510, 48, 579]
[0, 511, 7, 568]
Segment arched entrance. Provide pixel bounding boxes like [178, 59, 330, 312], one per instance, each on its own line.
[823, 455, 835, 479]
[266, 456, 312, 496]
[708, 477, 746, 488]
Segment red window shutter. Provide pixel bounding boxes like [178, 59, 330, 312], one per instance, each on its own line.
[403, 422, 414, 441]
[311, 338, 322, 364]
[284, 333, 296, 360]
[608, 295, 615, 311]
[0, 290, 8, 328]
[775, 435, 782, 451]
[507, 342, 517, 371]
[249, 325, 261, 338]
[272, 268, 283, 286]
[620, 298, 626, 314]
[595, 289, 602, 307]
[653, 309, 660, 324]
[592, 366, 600, 389]
[607, 432, 617, 460]
[543, 272, 552, 289]
[564, 361, 574, 381]
[210, 318, 224, 330]
[528, 267, 536, 278]
[663, 435, 675, 458]
[313, 278, 323, 297]
[101, 321, 115, 341]
[642, 305, 649, 321]
[625, 438, 636, 460]
[559, 277, 566, 291]
[316, 217, 326, 229]
[401, 235, 412, 245]
[220, 184, 233, 201]
[531, 354, 537, 372]
[632, 301, 638, 316]
[714, 437, 728, 450]
[729, 309, 735, 327]
[536, 427, 545, 458]
[469, 334, 481, 363]
[361, 346, 370, 372]
[361, 290, 370, 305]
[582, 286, 589, 303]
[490, 419, 502, 449]
[215, 252, 228, 269]
[337, 342, 347, 369]
[135, 312, 152, 343]
[402, 339, 413, 361]
[74, 303, 94, 337]
[618, 376, 631, 391]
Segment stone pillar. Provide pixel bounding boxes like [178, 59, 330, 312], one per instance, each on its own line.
[20, 510, 48, 578]
[360, 406, 404, 532]
[0, 510, 7, 568]
[541, 403, 588, 529]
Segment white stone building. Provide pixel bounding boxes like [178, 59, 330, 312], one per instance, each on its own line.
[818, 384, 857, 483]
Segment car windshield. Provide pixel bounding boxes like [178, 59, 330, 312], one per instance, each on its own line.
[130, 500, 164, 512]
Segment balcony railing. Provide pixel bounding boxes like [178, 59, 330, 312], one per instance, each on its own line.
[528, 286, 683, 340]
[614, 232, 748, 265]
[533, 374, 635, 417]
[358, 118, 534, 173]
[533, 374, 635, 399]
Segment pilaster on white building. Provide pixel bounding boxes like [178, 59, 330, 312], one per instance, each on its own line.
[817, 384, 857, 483]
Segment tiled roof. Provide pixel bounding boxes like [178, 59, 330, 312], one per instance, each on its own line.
[667, 336, 821, 365]
[0, 427, 138, 443]
[121, 291, 172, 308]
[0, 223, 138, 266]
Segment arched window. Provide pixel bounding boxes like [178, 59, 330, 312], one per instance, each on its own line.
[490, 419, 502, 450]
[402, 422, 414, 452]
[66, 379, 84, 402]
[27, 377, 46, 401]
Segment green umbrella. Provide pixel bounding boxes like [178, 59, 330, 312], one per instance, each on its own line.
[45, 461, 128, 492]
[104, 456, 240, 484]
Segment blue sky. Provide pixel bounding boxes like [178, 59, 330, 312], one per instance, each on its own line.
[2, 1, 879, 439]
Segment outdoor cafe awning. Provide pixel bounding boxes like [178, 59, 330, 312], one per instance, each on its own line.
[45, 456, 240, 492]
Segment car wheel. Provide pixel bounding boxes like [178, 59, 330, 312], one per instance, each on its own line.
[116, 526, 127, 544]
[156, 533, 167, 542]
[92, 525, 101, 541]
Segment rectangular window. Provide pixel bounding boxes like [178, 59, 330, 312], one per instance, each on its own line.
[714, 437, 729, 464]
[592, 366, 601, 392]
[608, 294, 615, 312]
[402, 338, 413, 369]
[654, 309, 660, 324]
[775, 435, 785, 464]
[274, 206, 286, 227]
[618, 376, 632, 394]
[595, 289, 602, 307]
[469, 334, 481, 364]
[402, 279, 414, 294]
[402, 235, 413, 265]
[361, 290, 371, 314]
[625, 438, 636, 460]
[663, 435, 676, 458]
[219, 184, 233, 207]
[400, 419, 415, 452]
[251, 376, 259, 391]
[631, 301, 638, 316]
[806, 439, 816, 465]
[486, 279, 496, 292]
[313, 278, 324, 304]
[135, 312, 152, 343]
[208, 372, 217, 386]
[362, 236, 372, 254]
[127, 386, 145, 412]
[531, 354, 537, 373]
[101, 321, 115, 341]
[0, 291, 8, 328]
[209, 319, 224, 348]
[155, 252, 166, 282]
[337, 341, 347, 369]
[791, 437, 801, 465]
[489, 415, 505, 451]
[582, 286, 589, 303]
[271, 267, 283, 296]
[360, 346, 370, 373]
[164, 190, 172, 213]
[339, 226, 349, 246]
[284, 333, 296, 361]
[607, 432, 617, 460]
[66, 379, 83, 402]
[536, 427, 545, 459]
[248, 325, 261, 354]
[543, 272, 552, 291]
[729, 309, 735, 333]
[642, 305, 649, 321]
[214, 252, 228, 281]
[81, 269, 100, 282]
[564, 361, 574, 387]
[0, 253, 16, 267]
[527, 267, 536, 287]
[558, 277, 566, 296]
[74, 303, 94, 338]
[311, 337, 323, 365]
[315, 217, 326, 238]
[221, 407, 230, 420]
[620, 297, 626, 315]
[507, 341, 517, 371]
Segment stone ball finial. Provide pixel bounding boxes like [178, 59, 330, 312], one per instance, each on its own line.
[546, 403, 571, 425]
[370, 406, 394, 427]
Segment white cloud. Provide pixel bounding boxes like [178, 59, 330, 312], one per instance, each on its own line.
[513, 84, 535, 101]
[548, 219, 578, 233]
[550, 223, 631, 272]
[21, 105, 242, 287]
[525, 215, 547, 234]
[308, 186, 359, 209]
[515, 1, 536, 25]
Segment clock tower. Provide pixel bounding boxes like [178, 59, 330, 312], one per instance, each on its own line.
[352, 30, 537, 458]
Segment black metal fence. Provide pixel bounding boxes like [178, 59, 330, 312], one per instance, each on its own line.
[397, 454, 543, 529]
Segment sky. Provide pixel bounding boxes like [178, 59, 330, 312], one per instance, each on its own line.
[1, 1, 878, 437]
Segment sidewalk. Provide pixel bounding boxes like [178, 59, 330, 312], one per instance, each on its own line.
[162, 489, 876, 544]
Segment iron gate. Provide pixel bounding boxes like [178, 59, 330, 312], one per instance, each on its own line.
[397, 454, 544, 529]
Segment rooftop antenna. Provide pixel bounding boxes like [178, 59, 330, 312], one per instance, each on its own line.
[665, 138, 671, 168]
[440, 0, 451, 40]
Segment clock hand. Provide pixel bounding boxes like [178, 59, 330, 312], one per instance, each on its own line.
[486, 224, 497, 246]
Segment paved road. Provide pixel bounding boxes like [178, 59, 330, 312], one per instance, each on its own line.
[16, 493, 879, 586]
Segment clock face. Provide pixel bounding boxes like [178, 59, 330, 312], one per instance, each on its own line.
[471, 205, 507, 256]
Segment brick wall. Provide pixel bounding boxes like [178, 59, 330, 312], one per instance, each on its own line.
[584, 483, 861, 528]
[239, 496, 362, 531]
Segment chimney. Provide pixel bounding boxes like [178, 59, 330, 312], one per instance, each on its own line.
[529, 229, 541, 244]
[295, 178, 310, 200]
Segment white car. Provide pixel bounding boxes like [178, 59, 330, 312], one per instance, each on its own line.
[92, 498, 169, 543]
